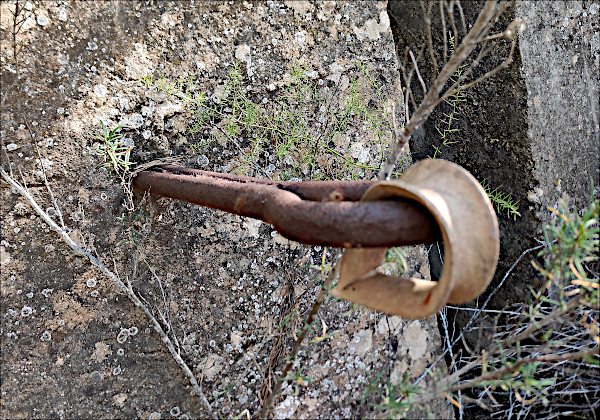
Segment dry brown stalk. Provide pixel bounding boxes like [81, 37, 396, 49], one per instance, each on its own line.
[258, 257, 341, 418]
[380, 0, 519, 179]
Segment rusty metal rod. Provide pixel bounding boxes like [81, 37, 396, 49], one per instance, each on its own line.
[133, 165, 441, 247]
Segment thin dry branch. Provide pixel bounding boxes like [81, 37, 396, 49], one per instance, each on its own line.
[410, 50, 428, 96]
[398, 48, 416, 116]
[0, 167, 217, 420]
[9, 1, 33, 70]
[445, 1, 460, 47]
[22, 111, 66, 229]
[258, 256, 341, 419]
[401, 347, 599, 409]
[440, 296, 584, 390]
[421, 0, 438, 82]
[440, 1, 449, 64]
[434, 22, 520, 107]
[455, 0, 467, 36]
[380, 0, 499, 179]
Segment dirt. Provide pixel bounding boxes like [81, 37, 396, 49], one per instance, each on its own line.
[1, 1, 452, 419]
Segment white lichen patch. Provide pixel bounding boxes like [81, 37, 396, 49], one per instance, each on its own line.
[527, 187, 544, 204]
[274, 395, 300, 419]
[242, 219, 262, 238]
[57, 8, 67, 22]
[117, 329, 128, 344]
[35, 157, 53, 172]
[198, 354, 223, 381]
[349, 142, 370, 164]
[124, 43, 154, 80]
[284, 1, 313, 17]
[0, 246, 10, 265]
[348, 329, 372, 356]
[36, 14, 49, 27]
[112, 393, 127, 407]
[353, 10, 390, 41]
[128, 113, 144, 129]
[235, 43, 252, 76]
[93, 84, 109, 99]
[403, 320, 428, 361]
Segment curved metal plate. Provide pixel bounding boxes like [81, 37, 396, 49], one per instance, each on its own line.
[331, 159, 500, 319]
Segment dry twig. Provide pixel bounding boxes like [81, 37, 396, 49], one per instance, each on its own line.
[258, 255, 341, 418]
[380, 0, 520, 179]
[0, 166, 217, 420]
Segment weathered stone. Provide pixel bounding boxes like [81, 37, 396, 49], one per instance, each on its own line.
[1, 1, 451, 419]
[517, 0, 599, 215]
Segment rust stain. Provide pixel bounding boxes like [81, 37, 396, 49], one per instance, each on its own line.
[423, 292, 432, 305]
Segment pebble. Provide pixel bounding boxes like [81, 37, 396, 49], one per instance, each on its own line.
[93, 84, 109, 99]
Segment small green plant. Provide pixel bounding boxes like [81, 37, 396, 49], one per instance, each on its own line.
[278, 365, 313, 396]
[476, 194, 599, 413]
[141, 60, 405, 181]
[359, 369, 387, 405]
[308, 319, 339, 344]
[481, 178, 521, 220]
[431, 35, 467, 159]
[92, 121, 132, 174]
[382, 247, 408, 276]
[534, 191, 599, 304]
[371, 371, 421, 418]
[278, 308, 300, 332]
[212, 379, 236, 402]
[118, 204, 153, 246]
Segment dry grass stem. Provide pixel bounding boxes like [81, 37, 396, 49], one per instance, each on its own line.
[259, 255, 341, 418]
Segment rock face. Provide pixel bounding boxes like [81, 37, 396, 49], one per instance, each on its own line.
[517, 0, 599, 216]
[1, 1, 451, 419]
[388, 0, 599, 326]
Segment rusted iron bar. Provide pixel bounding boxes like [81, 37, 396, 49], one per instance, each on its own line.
[133, 164, 441, 247]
